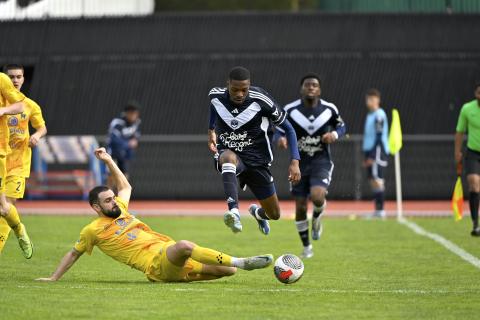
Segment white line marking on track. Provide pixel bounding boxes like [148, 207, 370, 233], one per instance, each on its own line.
[398, 217, 480, 270]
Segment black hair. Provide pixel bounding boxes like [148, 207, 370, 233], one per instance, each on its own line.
[366, 88, 381, 98]
[300, 73, 321, 86]
[124, 100, 141, 112]
[3, 64, 24, 73]
[88, 186, 110, 206]
[228, 66, 250, 81]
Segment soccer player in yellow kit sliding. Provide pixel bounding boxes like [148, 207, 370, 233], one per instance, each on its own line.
[0, 64, 47, 257]
[0, 71, 33, 259]
[36, 148, 273, 282]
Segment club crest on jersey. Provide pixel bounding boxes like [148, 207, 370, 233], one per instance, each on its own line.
[8, 117, 18, 126]
[230, 119, 239, 128]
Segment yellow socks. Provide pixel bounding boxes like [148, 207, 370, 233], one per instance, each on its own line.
[3, 204, 23, 237]
[191, 246, 233, 266]
[0, 218, 11, 252]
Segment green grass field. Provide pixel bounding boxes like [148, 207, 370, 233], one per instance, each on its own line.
[1, 215, 479, 319]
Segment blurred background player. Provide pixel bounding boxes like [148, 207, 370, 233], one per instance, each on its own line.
[362, 89, 389, 219]
[455, 82, 480, 236]
[36, 148, 273, 283]
[276, 73, 346, 258]
[106, 101, 141, 188]
[0, 71, 33, 259]
[0, 64, 47, 256]
[208, 66, 301, 234]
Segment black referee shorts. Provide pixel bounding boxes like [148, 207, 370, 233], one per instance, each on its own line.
[465, 148, 480, 175]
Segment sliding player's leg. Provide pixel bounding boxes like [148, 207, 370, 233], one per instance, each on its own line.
[167, 240, 272, 271]
[217, 150, 243, 233]
[186, 265, 237, 282]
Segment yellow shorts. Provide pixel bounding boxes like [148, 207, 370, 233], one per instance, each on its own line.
[146, 241, 203, 282]
[0, 155, 6, 193]
[5, 176, 26, 199]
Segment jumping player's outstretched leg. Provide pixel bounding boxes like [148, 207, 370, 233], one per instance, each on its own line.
[166, 240, 273, 280]
[218, 150, 243, 233]
[248, 193, 281, 235]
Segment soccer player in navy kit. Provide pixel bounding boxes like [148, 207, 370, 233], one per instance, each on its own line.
[208, 67, 301, 235]
[276, 73, 346, 258]
[106, 102, 141, 184]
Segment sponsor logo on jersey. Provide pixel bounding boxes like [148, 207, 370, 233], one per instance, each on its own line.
[219, 131, 253, 152]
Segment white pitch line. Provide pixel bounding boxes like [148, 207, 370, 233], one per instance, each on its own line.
[398, 217, 480, 270]
[15, 285, 477, 294]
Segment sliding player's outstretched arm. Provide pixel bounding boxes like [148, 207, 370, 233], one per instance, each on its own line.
[35, 249, 82, 281]
[94, 147, 132, 202]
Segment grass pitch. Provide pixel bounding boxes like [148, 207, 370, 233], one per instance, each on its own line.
[1, 215, 479, 319]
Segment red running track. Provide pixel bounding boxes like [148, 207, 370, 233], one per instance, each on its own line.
[15, 200, 458, 218]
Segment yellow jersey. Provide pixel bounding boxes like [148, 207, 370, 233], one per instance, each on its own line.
[74, 197, 173, 274]
[0, 73, 25, 156]
[7, 97, 46, 177]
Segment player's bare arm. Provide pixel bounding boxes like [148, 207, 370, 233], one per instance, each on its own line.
[35, 249, 83, 282]
[29, 126, 47, 147]
[0, 101, 25, 116]
[288, 159, 301, 183]
[208, 129, 217, 153]
[454, 132, 464, 165]
[94, 147, 132, 202]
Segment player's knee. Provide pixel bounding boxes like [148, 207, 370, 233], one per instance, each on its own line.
[7, 198, 16, 205]
[219, 150, 237, 165]
[311, 192, 326, 207]
[175, 240, 195, 256]
[268, 209, 281, 220]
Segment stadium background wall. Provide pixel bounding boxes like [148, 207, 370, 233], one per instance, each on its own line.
[0, 13, 479, 200]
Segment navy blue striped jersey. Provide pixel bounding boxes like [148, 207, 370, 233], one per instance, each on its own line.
[279, 98, 345, 162]
[209, 86, 286, 167]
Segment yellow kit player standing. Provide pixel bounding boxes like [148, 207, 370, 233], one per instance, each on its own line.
[36, 148, 273, 282]
[0, 70, 33, 258]
[0, 65, 46, 257]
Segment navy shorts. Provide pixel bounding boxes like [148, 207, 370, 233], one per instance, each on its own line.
[214, 153, 276, 200]
[465, 148, 480, 175]
[291, 160, 334, 197]
[366, 146, 388, 180]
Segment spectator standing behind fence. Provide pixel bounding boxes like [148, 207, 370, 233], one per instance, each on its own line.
[362, 89, 389, 219]
[106, 101, 141, 187]
[455, 82, 480, 237]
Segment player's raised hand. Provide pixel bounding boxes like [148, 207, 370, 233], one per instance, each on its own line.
[288, 159, 301, 184]
[208, 130, 218, 153]
[94, 147, 112, 162]
[277, 137, 288, 149]
[321, 132, 337, 144]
